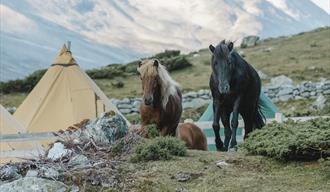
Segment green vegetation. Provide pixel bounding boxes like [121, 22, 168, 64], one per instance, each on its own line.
[119, 150, 330, 191]
[242, 118, 330, 161]
[1, 27, 330, 114]
[145, 124, 159, 138]
[131, 137, 187, 162]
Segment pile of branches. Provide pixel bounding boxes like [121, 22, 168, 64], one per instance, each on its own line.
[242, 118, 330, 161]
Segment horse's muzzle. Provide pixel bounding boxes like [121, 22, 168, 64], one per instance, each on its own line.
[218, 84, 230, 94]
[144, 97, 153, 106]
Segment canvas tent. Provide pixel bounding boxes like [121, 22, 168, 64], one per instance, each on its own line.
[198, 91, 279, 121]
[197, 91, 279, 151]
[0, 105, 42, 163]
[14, 44, 129, 134]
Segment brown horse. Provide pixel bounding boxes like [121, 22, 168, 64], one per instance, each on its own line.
[176, 123, 208, 151]
[138, 59, 182, 137]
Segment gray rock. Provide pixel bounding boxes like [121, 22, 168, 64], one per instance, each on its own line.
[0, 166, 21, 181]
[176, 173, 191, 182]
[257, 70, 268, 80]
[0, 177, 67, 192]
[278, 86, 293, 96]
[119, 109, 131, 114]
[42, 167, 59, 179]
[69, 154, 90, 168]
[183, 91, 198, 98]
[80, 112, 128, 145]
[117, 104, 132, 109]
[311, 94, 326, 110]
[6, 107, 16, 114]
[278, 94, 293, 102]
[121, 98, 130, 104]
[183, 98, 209, 109]
[47, 142, 72, 161]
[132, 100, 141, 108]
[268, 75, 293, 87]
[25, 170, 38, 177]
[241, 36, 260, 48]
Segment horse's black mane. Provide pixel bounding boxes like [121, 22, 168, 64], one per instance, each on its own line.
[214, 40, 232, 59]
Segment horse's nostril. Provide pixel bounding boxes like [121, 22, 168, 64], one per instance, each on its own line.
[144, 97, 152, 105]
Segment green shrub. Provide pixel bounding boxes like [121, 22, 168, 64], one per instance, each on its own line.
[242, 118, 330, 161]
[0, 69, 46, 93]
[154, 50, 180, 58]
[145, 124, 159, 138]
[131, 137, 187, 162]
[159, 55, 192, 72]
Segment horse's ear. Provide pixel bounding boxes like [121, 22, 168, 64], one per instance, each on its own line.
[138, 60, 142, 68]
[228, 42, 234, 52]
[153, 59, 159, 67]
[209, 44, 215, 53]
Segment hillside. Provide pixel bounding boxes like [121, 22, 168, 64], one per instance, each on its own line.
[1, 0, 329, 81]
[1, 27, 330, 118]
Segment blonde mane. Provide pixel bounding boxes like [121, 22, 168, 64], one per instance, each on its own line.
[138, 59, 180, 109]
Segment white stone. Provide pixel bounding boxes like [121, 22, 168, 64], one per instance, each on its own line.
[47, 142, 72, 161]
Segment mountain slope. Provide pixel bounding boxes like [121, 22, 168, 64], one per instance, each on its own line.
[0, 0, 329, 81]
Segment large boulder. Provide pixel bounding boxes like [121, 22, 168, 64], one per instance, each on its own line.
[311, 94, 326, 110]
[268, 75, 293, 87]
[0, 177, 68, 192]
[80, 112, 128, 145]
[240, 36, 260, 48]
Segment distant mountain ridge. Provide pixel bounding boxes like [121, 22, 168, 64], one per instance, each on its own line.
[1, 0, 329, 81]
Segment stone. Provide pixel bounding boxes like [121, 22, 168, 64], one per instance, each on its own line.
[47, 142, 72, 161]
[80, 112, 128, 145]
[6, 107, 16, 114]
[182, 98, 209, 109]
[216, 160, 231, 168]
[42, 167, 59, 179]
[117, 104, 132, 109]
[311, 94, 326, 110]
[278, 86, 293, 96]
[278, 94, 293, 102]
[25, 170, 38, 177]
[257, 70, 268, 80]
[0, 166, 21, 181]
[132, 100, 141, 108]
[183, 91, 198, 98]
[262, 47, 273, 52]
[175, 172, 191, 182]
[68, 154, 90, 168]
[121, 98, 130, 104]
[268, 75, 293, 87]
[0, 177, 67, 192]
[111, 79, 124, 88]
[119, 109, 131, 114]
[240, 36, 260, 48]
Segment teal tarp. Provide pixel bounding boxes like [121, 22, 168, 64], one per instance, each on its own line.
[198, 91, 278, 122]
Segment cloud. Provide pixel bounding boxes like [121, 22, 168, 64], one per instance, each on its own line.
[0, 4, 38, 33]
[310, 0, 330, 14]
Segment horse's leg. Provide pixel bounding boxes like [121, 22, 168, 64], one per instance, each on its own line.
[230, 96, 241, 148]
[220, 110, 231, 151]
[213, 100, 224, 151]
[241, 112, 253, 140]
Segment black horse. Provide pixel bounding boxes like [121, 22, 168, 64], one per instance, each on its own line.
[209, 40, 265, 151]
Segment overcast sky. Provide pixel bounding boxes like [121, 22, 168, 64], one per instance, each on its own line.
[311, 0, 330, 14]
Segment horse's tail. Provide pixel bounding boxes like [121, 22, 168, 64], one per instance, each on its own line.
[253, 102, 266, 129]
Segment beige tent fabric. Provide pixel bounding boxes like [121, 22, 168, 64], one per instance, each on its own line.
[14, 45, 129, 133]
[0, 105, 43, 162]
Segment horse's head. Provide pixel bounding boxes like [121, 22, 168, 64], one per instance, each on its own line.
[137, 59, 161, 106]
[209, 40, 234, 94]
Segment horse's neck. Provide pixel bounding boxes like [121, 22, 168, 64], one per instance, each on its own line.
[153, 83, 163, 108]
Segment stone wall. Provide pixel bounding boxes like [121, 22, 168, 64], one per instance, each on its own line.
[112, 76, 330, 115]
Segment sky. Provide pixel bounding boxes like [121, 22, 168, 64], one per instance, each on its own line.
[311, 0, 330, 14]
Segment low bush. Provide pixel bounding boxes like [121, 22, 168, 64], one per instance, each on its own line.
[242, 118, 330, 161]
[131, 137, 187, 162]
[0, 69, 46, 94]
[145, 124, 159, 138]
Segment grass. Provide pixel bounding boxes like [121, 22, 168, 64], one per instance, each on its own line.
[1, 27, 330, 114]
[118, 150, 330, 192]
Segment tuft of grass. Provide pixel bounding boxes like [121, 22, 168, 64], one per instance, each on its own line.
[131, 137, 187, 162]
[242, 118, 330, 161]
[144, 124, 159, 138]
